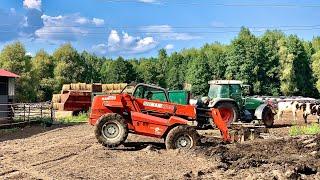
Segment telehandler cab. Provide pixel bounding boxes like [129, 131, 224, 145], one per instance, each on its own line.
[89, 83, 231, 149]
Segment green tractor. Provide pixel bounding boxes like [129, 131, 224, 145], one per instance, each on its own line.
[204, 80, 275, 127]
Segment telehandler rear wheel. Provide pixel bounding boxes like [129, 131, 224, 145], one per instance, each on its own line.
[95, 113, 128, 147]
[165, 125, 200, 149]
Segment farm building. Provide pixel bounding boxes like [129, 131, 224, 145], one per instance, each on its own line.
[0, 69, 19, 123]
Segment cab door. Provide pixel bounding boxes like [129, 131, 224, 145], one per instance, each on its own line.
[132, 84, 174, 117]
[229, 84, 243, 109]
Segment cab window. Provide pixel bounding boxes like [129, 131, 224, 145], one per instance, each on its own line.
[133, 86, 144, 98]
[133, 85, 168, 102]
[230, 84, 241, 97]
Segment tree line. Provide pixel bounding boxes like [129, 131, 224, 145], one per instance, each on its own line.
[0, 27, 320, 102]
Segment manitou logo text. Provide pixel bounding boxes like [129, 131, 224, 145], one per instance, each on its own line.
[102, 96, 116, 101]
[143, 102, 163, 108]
[143, 101, 174, 110]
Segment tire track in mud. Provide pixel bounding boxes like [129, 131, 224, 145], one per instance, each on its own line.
[0, 143, 94, 179]
[0, 162, 53, 180]
[0, 169, 18, 176]
[31, 144, 93, 167]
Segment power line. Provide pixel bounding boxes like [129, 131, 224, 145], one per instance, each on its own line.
[2, 24, 320, 29]
[103, 0, 320, 8]
[1, 27, 320, 35]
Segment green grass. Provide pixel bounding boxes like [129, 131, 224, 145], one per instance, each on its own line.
[57, 113, 88, 124]
[0, 128, 18, 134]
[289, 123, 320, 136]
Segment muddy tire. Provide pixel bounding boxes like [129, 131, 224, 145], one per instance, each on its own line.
[95, 113, 128, 147]
[165, 125, 200, 150]
[215, 102, 239, 127]
[262, 106, 274, 128]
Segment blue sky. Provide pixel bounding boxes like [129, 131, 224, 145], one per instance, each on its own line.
[0, 0, 320, 58]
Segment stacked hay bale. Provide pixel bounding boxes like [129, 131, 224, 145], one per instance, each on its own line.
[52, 82, 133, 111]
[101, 83, 130, 94]
[52, 94, 64, 110]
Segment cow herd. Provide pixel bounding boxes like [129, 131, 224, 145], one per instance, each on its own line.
[276, 101, 320, 124]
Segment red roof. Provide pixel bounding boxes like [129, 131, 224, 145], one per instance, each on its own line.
[0, 69, 20, 78]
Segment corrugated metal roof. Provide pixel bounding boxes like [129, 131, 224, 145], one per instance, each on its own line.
[0, 69, 20, 78]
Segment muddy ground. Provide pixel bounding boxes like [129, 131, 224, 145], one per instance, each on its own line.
[0, 112, 319, 180]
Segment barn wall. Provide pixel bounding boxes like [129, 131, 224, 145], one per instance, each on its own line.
[0, 95, 9, 123]
[8, 78, 15, 97]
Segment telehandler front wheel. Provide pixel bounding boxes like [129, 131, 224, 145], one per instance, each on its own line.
[95, 113, 128, 147]
[165, 125, 200, 150]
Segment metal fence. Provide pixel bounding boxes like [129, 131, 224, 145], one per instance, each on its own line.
[0, 102, 53, 127]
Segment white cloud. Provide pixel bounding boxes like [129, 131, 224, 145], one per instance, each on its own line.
[165, 44, 174, 50]
[92, 30, 158, 55]
[35, 14, 104, 42]
[141, 25, 200, 40]
[93, 18, 105, 26]
[92, 44, 108, 55]
[26, 52, 33, 56]
[76, 17, 89, 24]
[23, 0, 42, 10]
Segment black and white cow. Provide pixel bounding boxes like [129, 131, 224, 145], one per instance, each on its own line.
[277, 101, 300, 122]
[299, 102, 320, 124]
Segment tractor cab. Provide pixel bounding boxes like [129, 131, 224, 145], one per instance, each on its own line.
[208, 80, 244, 108]
[207, 80, 274, 127]
[208, 80, 263, 112]
[132, 83, 169, 102]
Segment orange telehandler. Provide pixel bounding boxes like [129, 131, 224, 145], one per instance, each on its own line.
[89, 83, 263, 149]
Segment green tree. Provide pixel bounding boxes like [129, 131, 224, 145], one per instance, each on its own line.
[32, 49, 55, 101]
[103, 57, 136, 83]
[166, 52, 185, 90]
[186, 55, 211, 96]
[0, 42, 28, 73]
[225, 27, 264, 94]
[260, 30, 285, 95]
[156, 49, 168, 87]
[278, 35, 314, 96]
[53, 44, 84, 91]
[201, 43, 227, 80]
[0, 42, 36, 102]
[128, 58, 142, 82]
[312, 51, 320, 94]
[81, 51, 104, 83]
[312, 37, 320, 52]
[137, 58, 159, 84]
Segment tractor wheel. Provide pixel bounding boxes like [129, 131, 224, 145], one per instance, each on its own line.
[95, 113, 128, 147]
[215, 102, 239, 127]
[262, 106, 274, 128]
[165, 125, 200, 150]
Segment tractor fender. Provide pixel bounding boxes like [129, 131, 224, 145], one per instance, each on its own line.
[254, 104, 271, 120]
[208, 98, 237, 108]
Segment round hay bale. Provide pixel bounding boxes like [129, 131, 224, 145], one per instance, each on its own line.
[62, 84, 71, 91]
[52, 103, 64, 110]
[120, 83, 127, 89]
[52, 94, 61, 103]
[79, 83, 86, 90]
[106, 84, 114, 90]
[70, 83, 76, 90]
[74, 83, 81, 91]
[113, 83, 121, 90]
[86, 84, 92, 91]
[102, 84, 108, 92]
